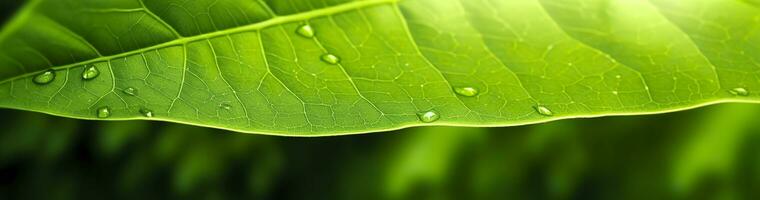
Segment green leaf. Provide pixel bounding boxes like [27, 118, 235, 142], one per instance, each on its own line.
[0, 0, 758, 136]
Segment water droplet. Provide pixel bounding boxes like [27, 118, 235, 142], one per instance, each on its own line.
[122, 87, 137, 96]
[729, 87, 749, 96]
[140, 108, 153, 118]
[32, 69, 56, 85]
[321, 53, 340, 65]
[97, 106, 111, 118]
[220, 103, 232, 110]
[296, 24, 315, 38]
[82, 65, 100, 80]
[453, 87, 479, 97]
[417, 110, 440, 123]
[534, 106, 553, 116]
[612, 91, 619, 95]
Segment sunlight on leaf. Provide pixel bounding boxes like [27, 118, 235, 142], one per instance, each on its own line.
[0, 0, 759, 135]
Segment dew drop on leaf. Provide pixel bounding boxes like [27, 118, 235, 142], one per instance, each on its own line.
[453, 87, 479, 97]
[140, 108, 153, 118]
[220, 103, 232, 110]
[534, 106, 553, 116]
[97, 106, 111, 118]
[82, 65, 100, 80]
[122, 87, 137, 96]
[32, 69, 56, 85]
[296, 24, 315, 38]
[417, 110, 440, 123]
[729, 87, 749, 96]
[321, 53, 340, 65]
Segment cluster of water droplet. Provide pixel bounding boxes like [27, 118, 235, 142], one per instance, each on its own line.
[32, 65, 154, 119]
[28, 22, 754, 125]
[297, 24, 342, 66]
[318, 24, 551, 123]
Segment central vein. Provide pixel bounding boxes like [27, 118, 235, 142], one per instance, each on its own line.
[2, 0, 399, 84]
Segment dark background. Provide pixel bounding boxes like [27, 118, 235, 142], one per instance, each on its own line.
[0, 1, 22, 22]
[1, 103, 759, 200]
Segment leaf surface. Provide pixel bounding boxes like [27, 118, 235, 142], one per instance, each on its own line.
[0, 0, 758, 136]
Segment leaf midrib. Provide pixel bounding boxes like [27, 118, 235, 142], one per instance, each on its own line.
[0, 0, 400, 85]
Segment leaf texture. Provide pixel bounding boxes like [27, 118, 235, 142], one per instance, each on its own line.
[0, 0, 758, 136]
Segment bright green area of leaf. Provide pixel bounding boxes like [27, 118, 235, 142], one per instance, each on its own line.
[0, 0, 759, 136]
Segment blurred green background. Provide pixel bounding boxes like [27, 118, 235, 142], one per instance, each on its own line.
[1, 103, 759, 200]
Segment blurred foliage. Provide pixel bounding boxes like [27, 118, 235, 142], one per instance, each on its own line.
[0, 103, 759, 200]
